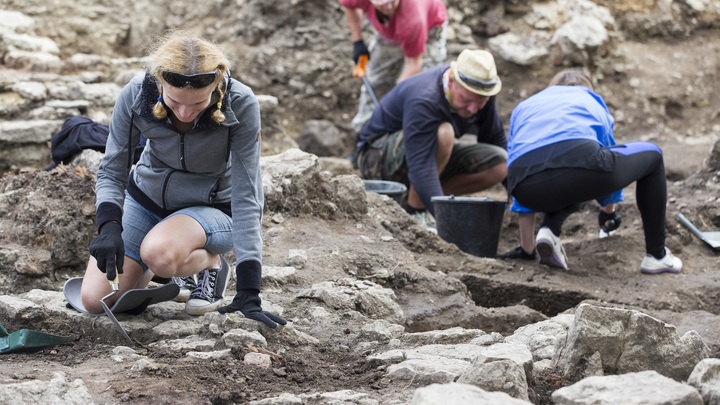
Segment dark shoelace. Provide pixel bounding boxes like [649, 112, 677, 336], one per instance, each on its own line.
[190, 270, 218, 301]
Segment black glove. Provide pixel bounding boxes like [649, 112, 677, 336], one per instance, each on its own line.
[598, 210, 622, 233]
[352, 39, 370, 64]
[89, 222, 124, 281]
[218, 289, 287, 329]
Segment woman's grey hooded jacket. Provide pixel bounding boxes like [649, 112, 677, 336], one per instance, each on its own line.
[95, 72, 264, 284]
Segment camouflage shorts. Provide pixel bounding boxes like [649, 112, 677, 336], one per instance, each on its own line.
[358, 131, 408, 184]
[358, 131, 508, 186]
[441, 141, 508, 181]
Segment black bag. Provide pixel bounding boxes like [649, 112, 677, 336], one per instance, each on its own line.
[45, 116, 145, 171]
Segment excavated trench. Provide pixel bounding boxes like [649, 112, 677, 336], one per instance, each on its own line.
[460, 275, 594, 317]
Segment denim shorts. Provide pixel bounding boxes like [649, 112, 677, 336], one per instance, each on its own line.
[121, 192, 233, 271]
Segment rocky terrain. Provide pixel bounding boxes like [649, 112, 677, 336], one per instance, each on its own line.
[1, 0, 720, 404]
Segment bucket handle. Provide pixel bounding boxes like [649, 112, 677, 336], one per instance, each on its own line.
[445, 194, 492, 202]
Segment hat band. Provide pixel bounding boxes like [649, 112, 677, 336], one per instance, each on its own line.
[458, 71, 498, 91]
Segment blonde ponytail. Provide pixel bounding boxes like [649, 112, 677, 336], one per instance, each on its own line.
[153, 93, 168, 120]
[211, 84, 226, 123]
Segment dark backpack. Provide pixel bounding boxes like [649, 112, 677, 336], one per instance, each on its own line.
[45, 116, 146, 171]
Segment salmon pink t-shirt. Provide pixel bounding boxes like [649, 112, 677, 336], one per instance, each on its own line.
[340, 0, 447, 58]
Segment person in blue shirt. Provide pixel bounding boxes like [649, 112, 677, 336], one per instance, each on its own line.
[498, 69, 682, 274]
[354, 49, 508, 229]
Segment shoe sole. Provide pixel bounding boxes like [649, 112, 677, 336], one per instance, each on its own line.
[640, 267, 682, 274]
[536, 238, 568, 270]
[185, 298, 224, 315]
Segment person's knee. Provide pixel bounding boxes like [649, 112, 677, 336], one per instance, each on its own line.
[140, 241, 177, 277]
[80, 293, 104, 314]
[486, 162, 507, 183]
[437, 122, 455, 151]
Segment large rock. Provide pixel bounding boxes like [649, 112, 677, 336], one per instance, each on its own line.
[552, 370, 703, 405]
[0, 372, 93, 405]
[411, 383, 533, 405]
[260, 148, 367, 219]
[687, 358, 720, 404]
[296, 119, 347, 158]
[553, 304, 710, 383]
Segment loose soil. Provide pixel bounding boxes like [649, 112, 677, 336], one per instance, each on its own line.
[2, 2, 720, 404]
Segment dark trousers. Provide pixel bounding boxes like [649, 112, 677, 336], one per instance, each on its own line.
[513, 142, 667, 257]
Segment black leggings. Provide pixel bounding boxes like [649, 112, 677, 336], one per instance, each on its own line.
[513, 142, 666, 257]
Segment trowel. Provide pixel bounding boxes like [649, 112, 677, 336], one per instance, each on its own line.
[676, 212, 720, 252]
[0, 323, 72, 354]
[99, 273, 133, 344]
[63, 277, 179, 344]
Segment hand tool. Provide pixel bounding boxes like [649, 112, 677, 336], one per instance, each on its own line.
[99, 273, 133, 344]
[0, 323, 72, 354]
[676, 212, 720, 251]
[353, 54, 380, 107]
[64, 277, 179, 315]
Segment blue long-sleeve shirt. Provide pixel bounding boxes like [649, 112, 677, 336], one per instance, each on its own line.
[507, 85, 622, 213]
[358, 65, 506, 212]
[508, 85, 615, 166]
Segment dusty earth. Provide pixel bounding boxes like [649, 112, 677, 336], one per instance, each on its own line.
[2, 0, 720, 404]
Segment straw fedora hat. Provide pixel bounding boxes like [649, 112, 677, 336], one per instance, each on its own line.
[450, 49, 502, 96]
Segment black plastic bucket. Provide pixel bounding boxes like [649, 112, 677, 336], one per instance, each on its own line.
[431, 195, 507, 258]
[363, 180, 407, 205]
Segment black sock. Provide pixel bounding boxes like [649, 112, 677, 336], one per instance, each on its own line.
[405, 205, 425, 215]
[650, 248, 666, 260]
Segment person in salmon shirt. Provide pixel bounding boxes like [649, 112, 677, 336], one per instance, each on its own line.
[340, 0, 448, 134]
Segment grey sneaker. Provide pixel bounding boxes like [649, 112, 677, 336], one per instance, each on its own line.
[185, 256, 231, 315]
[536, 227, 569, 270]
[412, 210, 437, 233]
[172, 275, 197, 303]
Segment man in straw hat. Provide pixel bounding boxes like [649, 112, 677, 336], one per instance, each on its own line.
[339, 0, 448, 134]
[354, 49, 508, 230]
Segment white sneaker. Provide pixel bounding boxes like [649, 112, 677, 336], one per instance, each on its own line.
[411, 211, 437, 233]
[171, 275, 197, 302]
[536, 227, 569, 270]
[640, 247, 682, 274]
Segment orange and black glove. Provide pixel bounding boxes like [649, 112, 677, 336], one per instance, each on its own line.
[352, 39, 369, 64]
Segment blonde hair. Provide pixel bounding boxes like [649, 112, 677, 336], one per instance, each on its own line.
[148, 30, 231, 123]
[548, 68, 594, 91]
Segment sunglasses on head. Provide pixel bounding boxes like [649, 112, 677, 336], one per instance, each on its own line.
[457, 71, 498, 91]
[161, 69, 218, 89]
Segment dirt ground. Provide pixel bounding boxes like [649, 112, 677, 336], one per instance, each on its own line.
[2, 1, 720, 404]
[4, 162, 720, 405]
